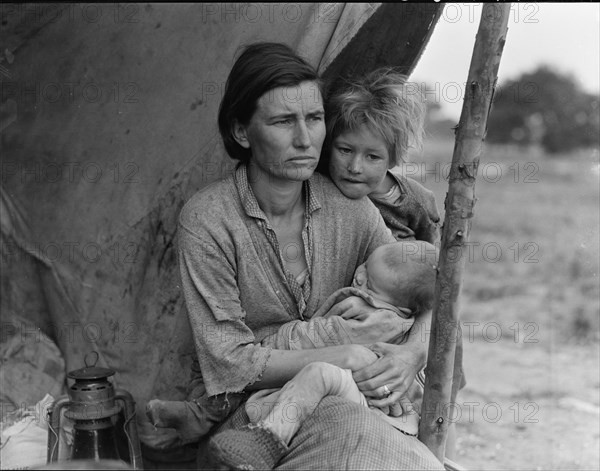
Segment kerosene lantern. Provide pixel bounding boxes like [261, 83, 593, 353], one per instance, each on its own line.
[47, 352, 143, 469]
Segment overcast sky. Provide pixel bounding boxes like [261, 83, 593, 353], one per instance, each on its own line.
[411, 3, 600, 120]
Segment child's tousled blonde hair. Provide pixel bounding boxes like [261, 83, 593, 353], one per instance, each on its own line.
[324, 68, 426, 168]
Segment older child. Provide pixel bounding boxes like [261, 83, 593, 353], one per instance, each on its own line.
[209, 240, 438, 470]
[320, 67, 441, 244]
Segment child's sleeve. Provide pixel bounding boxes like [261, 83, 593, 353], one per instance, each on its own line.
[373, 172, 441, 244]
[412, 183, 441, 245]
[261, 316, 353, 350]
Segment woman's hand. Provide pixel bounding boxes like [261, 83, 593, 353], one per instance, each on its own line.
[347, 344, 379, 372]
[352, 342, 425, 408]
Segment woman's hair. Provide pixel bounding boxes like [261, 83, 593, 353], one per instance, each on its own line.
[323, 68, 426, 168]
[218, 42, 322, 162]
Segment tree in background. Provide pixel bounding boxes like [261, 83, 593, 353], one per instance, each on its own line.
[486, 65, 599, 154]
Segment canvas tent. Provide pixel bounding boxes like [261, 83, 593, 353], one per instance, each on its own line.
[0, 1, 443, 458]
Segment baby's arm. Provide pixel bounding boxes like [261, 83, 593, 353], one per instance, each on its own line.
[262, 292, 413, 350]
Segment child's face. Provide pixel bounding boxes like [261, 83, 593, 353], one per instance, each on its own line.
[329, 124, 390, 199]
[352, 246, 397, 305]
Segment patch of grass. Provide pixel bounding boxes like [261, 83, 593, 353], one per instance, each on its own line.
[404, 138, 600, 345]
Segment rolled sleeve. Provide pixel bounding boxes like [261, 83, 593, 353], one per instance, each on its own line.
[261, 317, 353, 349]
[178, 223, 271, 397]
[417, 188, 441, 244]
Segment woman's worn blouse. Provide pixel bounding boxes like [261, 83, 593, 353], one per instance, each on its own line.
[178, 164, 395, 397]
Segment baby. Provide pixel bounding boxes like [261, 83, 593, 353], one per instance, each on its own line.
[260, 240, 437, 350]
[208, 240, 438, 470]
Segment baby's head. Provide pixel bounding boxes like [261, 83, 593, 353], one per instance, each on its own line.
[352, 241, 438, 314]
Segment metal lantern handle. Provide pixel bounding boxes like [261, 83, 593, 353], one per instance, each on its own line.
[114, 389, 143, 470]
[47, 397, 71, 463]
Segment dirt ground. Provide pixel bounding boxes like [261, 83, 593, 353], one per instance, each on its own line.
[454, 339, 599, 470]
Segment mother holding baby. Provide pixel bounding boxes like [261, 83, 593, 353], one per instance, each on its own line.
[178, 42, 444, 469]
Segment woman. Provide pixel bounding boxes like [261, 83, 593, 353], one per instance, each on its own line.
[178, 42, 443, 469]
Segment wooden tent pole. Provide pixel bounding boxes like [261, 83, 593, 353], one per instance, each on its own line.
[418, 3, 511, 462]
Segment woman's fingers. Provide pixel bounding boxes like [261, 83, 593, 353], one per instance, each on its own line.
[388, 401, 404, 417]
[362, 379, 396, 398]
[368, 390, 402, 409]
[353, 343, 421, 407]
[399, 395, 414, 414]
[352, 355, 388, 384]
[355, 366, 412, 401]
[368, 391, 417, 412]
[353, 357, 406, 392]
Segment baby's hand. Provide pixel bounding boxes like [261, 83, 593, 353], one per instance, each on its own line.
[324, 296, 372, 321]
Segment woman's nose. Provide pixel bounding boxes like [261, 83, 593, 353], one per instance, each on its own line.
[347, 155, 362, 174]
[293, 121, 311, 148]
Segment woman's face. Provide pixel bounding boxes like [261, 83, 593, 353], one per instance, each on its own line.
[329, 124, 390, 199]
[237, 80, 325, 183]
